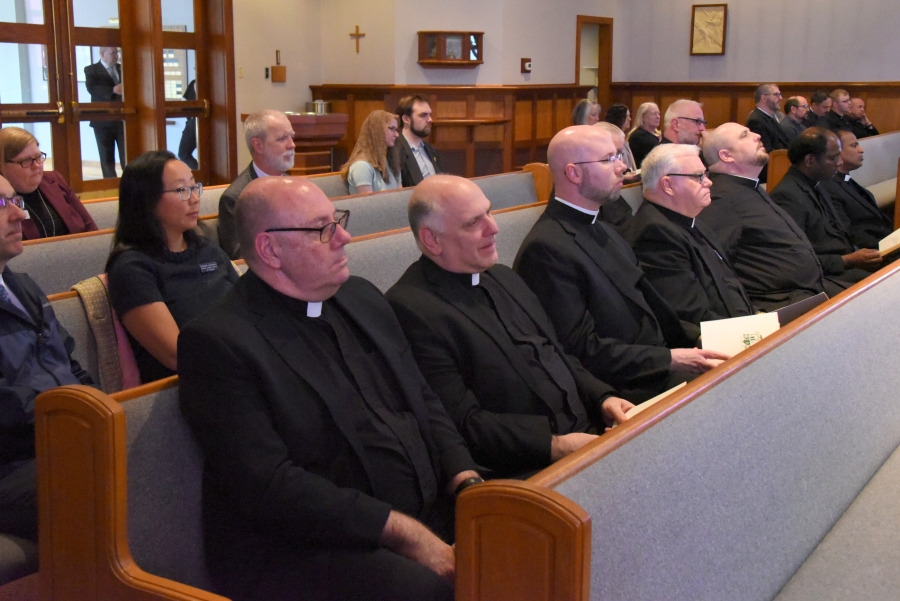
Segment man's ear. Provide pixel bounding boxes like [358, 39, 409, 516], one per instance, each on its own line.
[255, 233, 281, 269]
[660, 175, 676, 197]
[401, 114, 411, 127]
[250, 137, 264, 156]
[418, 226, 441, 256]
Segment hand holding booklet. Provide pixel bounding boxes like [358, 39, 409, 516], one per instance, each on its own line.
[878, 229, 900, 257]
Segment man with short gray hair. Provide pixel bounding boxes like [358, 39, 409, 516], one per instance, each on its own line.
[661, 99, 706, 146]
[621, 144, 752, 325]
[217, 109, 297, 259]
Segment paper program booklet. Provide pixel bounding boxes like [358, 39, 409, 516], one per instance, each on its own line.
[878, 229, 900, 257]
[701, 313, 780, 356]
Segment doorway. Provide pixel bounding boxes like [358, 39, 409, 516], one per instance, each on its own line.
[574, 16, 612, 111]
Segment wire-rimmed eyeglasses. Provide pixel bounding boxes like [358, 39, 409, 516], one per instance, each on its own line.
[572, 152, 625, 166]
[265, 209, 350, 243]
[5, 152, 47, 169]
[0, 195, 26, 210]
[162, 183, 204, 201]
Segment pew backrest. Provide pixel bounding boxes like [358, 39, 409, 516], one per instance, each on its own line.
[308, 171, 350, 197]
[854, 131, 900, 209]
[619, 182, 643, 215]
[50, 291, 100, 387]
[82, 186, 227, 230]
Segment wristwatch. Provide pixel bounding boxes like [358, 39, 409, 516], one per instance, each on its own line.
[454, 476, 485, 496]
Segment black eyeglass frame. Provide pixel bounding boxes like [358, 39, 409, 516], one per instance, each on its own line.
[665, 171, 710, 183]
[675, 116, 708, 126]
[265, 209, 350, 243]
[5, 152, 48, 169]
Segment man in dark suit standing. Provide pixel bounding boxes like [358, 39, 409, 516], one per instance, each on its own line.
[770, 128, 882, 285]
[701, 123, 850, 311]
[514, 126, 727, 403]
[179, 176, 482, 601]
[386, 175, 632, 478]
[395, 95, 443, 187]
[84, 47, 125, 179]
[746, 84, 791, 184]
[819, 128, 894, 251]
[622, 144, 753, 326]
[217, 109, 296, 259]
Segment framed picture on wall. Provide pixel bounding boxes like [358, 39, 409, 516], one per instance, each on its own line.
[690, 4, 727, 55]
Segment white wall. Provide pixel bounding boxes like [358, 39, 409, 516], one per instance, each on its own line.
[616, 0, 900, 82]
[321, 0, 396, 84]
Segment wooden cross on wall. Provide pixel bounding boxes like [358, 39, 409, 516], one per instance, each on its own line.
[350, 25, 366, 53]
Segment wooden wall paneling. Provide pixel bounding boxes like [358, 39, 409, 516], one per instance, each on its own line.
[515, 99, 534, 142]
[535, 99, 554, 140]
[474, 148, 503, 176]
[865, 96, 900, 134]
[352, 100, 386, 137]
[556, 96, 572, 133]
[736, 96, 756, 124]
[474, 124, 504, 142]
[474, 99, 504, 119]
[503, 95, 514, 172]
[437, 125, 469, 143]
[630, 94, 656, 112]
[698, 93, 731, 129]
[660, 94, 683, 116]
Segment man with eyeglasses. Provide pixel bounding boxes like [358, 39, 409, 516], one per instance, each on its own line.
[218, 109, 297, 259]
[621, 144, 753, 326]
[746, 84, 791, 184]
[84, 46, 126, 179]
[514, 126, 728, 403]
[780, 96, 810, 143]
[386, 175, 633, 478]
[700, 123, 850, 312]
[179, 176, 481, 601]
[824, 89, 854, 131]
[770, 127, 881, 284]
[0, 175, 94, 565]
[661, 99, 707, 147]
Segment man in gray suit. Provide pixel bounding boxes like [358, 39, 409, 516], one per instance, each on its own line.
[218, 110, 296, 258]
[780, 97, 809, 143]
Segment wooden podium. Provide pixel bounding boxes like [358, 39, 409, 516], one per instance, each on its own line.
[240, 112, 349, 176]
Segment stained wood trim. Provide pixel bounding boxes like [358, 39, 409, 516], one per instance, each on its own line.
[530, 258, 900, 489]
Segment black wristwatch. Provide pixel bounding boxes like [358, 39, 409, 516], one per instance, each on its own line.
[454, 476, 485, 496]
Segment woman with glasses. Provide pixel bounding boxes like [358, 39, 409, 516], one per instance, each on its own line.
[105, 150, 238, 383]
[0, 126, 98, 240]
[340, 109, 401, 194]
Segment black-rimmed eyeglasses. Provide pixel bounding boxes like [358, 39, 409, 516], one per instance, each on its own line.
[5, 152, 47, 169]
[677, 117, 707, 126]
[162, 183, 204, 201]
[666, 171, 710, 184]
[0, 195, 26, 210]
[265, 209, 350, 243]
[572, 152, 625, 166]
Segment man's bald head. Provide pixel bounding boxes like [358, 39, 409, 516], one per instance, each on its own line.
[408, 175, 498, 273]
[548, 126, 626, 208]
[703, 122, 768, 178]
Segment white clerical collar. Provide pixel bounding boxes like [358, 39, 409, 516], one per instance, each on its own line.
[843, 174, 852, 182]
[306, 302, 322, 318]
[730, 173, 761, 187]
[252, 162, 285, 179]
[471, 273, 480, 286]
[554, 196, 599, 224]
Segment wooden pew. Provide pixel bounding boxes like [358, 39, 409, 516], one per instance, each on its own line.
[766, 148, 791, 190]
[853, 131, 900, 209]
[456, 259, 900, 601]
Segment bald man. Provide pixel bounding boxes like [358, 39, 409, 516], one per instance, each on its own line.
[514, 126, 728, 403]
[179, 177, 481, 601]
[386, 175, 632, 478]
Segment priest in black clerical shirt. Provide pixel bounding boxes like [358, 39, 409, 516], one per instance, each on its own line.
[386, 175, 633, 479]
[622, 144, 753, 326]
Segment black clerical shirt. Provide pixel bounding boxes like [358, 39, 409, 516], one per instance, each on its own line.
[283, 295, 438, 519]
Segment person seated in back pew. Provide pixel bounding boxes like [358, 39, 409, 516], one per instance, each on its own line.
[780, 96, 810, 144]
[0, 126, 98, 240]
[818, 128, 895, 254]
[0, 174, 95, 552]
[386, 175, 633, 479]
[802, 90, 832, 128]
[769, 128, 882, 284]
[621, 144, 753, 326]
[341, 110, 403, 195]
[594, 122, 639, 229]
[218, 110, 297, 259]
[106, 151, 238, 384]
[395, 95, 443, 187]
[823, 89, 853, 131]
[699, 123, 850, 312]
[178, 176, 482, 601]
[846, 98, 880, 139]
[746, 84, 791, 160]
[513, 126, 728, 403]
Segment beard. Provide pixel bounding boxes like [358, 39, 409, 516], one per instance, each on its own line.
[751, 148, 769, 167]
[410, 123, 431, 138]
[274, 150, 296, 172]
[579, 167, 621, 206]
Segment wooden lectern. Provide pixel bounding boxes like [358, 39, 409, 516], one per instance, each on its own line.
[240, 112, 349, 176]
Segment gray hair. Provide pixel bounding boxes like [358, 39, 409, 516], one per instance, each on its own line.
[663, 99, 702, 131]
[593, 121, 625, 143]
[243, 110, 287, 151]
[408, 189, 444, 243]
[642, 144, 701, 192]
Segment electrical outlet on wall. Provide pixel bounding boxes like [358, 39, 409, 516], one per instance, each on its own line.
[265, 67, 269, 79]
[521, 58, 532, 74]
[238, 66, 244, 78]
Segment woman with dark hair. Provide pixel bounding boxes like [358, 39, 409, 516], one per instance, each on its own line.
[0, 126, 98, 240]
[572, 99, 601, 126]
[340, 110, 401, 194]
[105, 150, 237, 383]
[603, 104, 637, 172]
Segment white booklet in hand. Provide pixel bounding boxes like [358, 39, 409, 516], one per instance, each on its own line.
[700, 312, 780, 356]
[878, 228, 900, 257]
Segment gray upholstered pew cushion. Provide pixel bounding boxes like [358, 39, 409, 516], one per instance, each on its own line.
[82, 185, 226, 230]
[853, 133, 900, 188]
[125, 386, 213, 591]
[309, 173, 350, 198]
[866, 178, 896, 209]
[555, 266, 900, 601]
[51, 294, 100, 386]
[0, 535, 37, 586]
[473, 171, 538, 209]
[773, 442, 900, 601]
[334, 188, 414, 237]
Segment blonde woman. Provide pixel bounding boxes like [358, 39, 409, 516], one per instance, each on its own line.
[341, 110, 402, 194]
[627, 102, 662, 168]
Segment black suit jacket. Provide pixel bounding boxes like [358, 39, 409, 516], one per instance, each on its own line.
[178, 272, 476, 589]
[848, 118, 879, 139]
[622, 201, 753, 325]
[84, 61, 122, 128]
[217, 162, 259, 259]
[747, 107, 791, 152]
[699, 172, 839, 312]
[396, 135, 443, 187]
[769, 166, 868, 283]
[386, 258, 615, 477]
[823, 110, 852, 131]
[514, 200, 697, 400]
[628, 128, 661, 168]
[819, 172, 893, 250]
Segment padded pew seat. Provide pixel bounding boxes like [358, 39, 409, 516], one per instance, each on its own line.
[866, 177, 896, 209]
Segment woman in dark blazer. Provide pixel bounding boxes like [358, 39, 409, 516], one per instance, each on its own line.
[627, 102, 663, 168]
[0, 126, 98, 240]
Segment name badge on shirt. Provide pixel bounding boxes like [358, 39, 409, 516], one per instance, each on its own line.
[199, 262, 219, 274]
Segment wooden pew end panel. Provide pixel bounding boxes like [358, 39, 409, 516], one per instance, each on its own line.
[455, 480, 590, 601]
